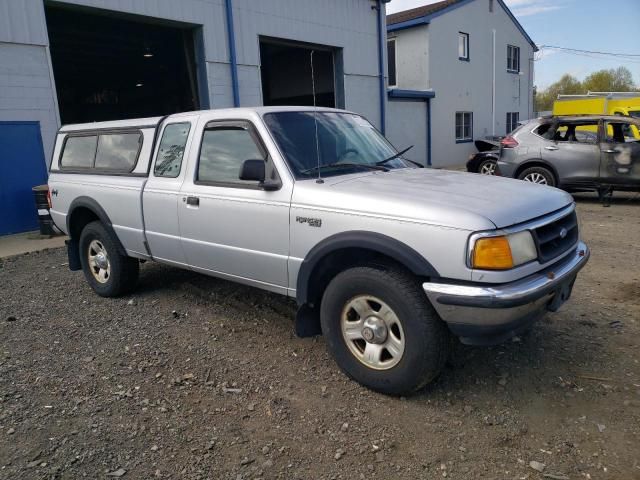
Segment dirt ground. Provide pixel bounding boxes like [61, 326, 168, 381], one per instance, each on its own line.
[1, 193, 639, 480]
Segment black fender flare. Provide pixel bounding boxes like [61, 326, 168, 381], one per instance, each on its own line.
[66, 196, 127, 257]
[295, 231, 439, 306]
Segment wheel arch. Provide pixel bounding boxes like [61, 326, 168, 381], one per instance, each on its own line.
[294, 231, 440, 337]
[514, 159, 560, 185]
[67, 197, 127, 257]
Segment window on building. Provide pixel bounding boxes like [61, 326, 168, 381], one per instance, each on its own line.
[154, 123, 191, 178]
[197, 125, 266, 186]
[507, 45, 520, 72]
[506, 112, 520, 134]
[387, 39, 397, 87]
[455, 112, 473, 142]
[458, 32, 469, 61]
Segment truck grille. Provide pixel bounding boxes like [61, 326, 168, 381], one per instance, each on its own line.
[532, 210, 579, 263]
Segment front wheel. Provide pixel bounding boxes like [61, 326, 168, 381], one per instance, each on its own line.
[79, 221, 139, 297]
[518, 166, 556, 187]
[320, 266, 450, 395]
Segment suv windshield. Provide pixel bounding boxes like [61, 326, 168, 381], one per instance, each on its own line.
[629, 111, 640, 119]
[263, 111, 413, 179]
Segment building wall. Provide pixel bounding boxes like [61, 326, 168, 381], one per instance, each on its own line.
[388, 25, 429, 91]
[389, 0, 534, 168]
[428, 0, 534, 167]
[0, 0, 384, 158]
[386, 99, 428, 165]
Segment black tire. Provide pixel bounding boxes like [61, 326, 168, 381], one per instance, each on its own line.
[320, 265, 450, 395]
[79, 221, 139, 297]
[517, 166, 556, 187]
[478, 159, 497, 175]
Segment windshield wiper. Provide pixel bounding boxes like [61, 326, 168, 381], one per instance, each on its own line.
[302, 162, 389, 175]
[376, 145, 417, 166]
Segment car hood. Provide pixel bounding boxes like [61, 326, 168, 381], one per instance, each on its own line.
[293, 168, 573, 230]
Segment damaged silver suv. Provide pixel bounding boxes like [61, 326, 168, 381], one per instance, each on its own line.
[48, 107, 590, 395]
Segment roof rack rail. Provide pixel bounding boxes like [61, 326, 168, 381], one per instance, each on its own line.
[557, 91, 640, 100]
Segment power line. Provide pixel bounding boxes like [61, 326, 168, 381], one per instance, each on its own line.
[538, 45, 640, 57]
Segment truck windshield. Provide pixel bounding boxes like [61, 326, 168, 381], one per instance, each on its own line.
[263, 111, 414, 179]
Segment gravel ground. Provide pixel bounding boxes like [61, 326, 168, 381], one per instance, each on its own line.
[1, 194, 639, 480]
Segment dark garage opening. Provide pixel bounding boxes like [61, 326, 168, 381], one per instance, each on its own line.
[45, 4, 201, 124]
[260, 39, 339, 108]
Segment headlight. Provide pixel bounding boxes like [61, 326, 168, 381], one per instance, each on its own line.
[471, 230, 537, 270]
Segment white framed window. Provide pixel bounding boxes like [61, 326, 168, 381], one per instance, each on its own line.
[506, 112, 520, 134]
[507, 45, 520, 73]
[455, 112, 473, 142]
[387, 38, 397, 87]
[458, 32, 469, 61]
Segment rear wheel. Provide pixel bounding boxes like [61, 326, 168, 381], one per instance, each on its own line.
[478, 159, 497, 175]
[79, 221, 139, 297]
[518, 166, 556, 187]
[320, 266, 450, 395]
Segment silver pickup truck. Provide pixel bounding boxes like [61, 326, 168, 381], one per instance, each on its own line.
[48, 106, 589, 395]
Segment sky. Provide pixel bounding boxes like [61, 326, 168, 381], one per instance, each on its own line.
[386, 0, 640, 90]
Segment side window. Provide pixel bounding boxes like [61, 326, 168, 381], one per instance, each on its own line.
[197, 125, 266, 185]
[95, 133, 141, 171]
[154, 123, 191, 178]
[551, 122, 599, 143]
[534, 123, 553, 139]
[60, 135, 97, 168]
[605, 122, 630, 143]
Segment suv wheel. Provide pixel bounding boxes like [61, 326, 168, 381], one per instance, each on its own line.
[478, 159, 497, 175]
[518, 166, 556, 187]
[79, 221, 139, 297]
[320, 266, 450, 395]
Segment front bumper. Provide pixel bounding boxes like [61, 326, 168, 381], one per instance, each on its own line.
[423, 241, 590, 345]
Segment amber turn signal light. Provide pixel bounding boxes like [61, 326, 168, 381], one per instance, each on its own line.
[472, 236, 514, 270]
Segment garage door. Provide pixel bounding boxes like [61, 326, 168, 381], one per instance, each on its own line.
[0, 122, 48, 235]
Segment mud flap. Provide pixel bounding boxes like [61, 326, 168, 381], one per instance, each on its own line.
[66, 239, 82, 271]
[295, 304, 322, 337]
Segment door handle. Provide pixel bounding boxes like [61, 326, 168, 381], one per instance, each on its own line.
[544, 146, 559, 151]
[186, 196, 199, 207]
[603, 149, 620, 154]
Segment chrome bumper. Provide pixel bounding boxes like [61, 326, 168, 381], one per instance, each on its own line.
[423, 242, 590, 345]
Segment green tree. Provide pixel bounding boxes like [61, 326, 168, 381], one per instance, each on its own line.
[535, 67, 638, 113]
[535, 74, 583, 112]
[582, 66, 636, 92]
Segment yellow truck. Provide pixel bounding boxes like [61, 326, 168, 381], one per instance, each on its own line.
[553, 92, 640, 139]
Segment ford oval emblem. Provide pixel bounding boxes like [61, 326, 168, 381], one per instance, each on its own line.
[559, 227, 568, 239]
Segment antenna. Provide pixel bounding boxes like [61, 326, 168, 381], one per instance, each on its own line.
[310, 50, 323, 184]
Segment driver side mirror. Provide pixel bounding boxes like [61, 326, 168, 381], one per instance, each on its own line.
[239, 159, 281, 191]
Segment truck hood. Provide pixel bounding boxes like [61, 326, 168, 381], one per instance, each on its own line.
[294, 168, 573, 230]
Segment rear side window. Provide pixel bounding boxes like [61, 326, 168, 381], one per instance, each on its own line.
[59, 131, 141, 171]
[60, 135, 97, 168]
[95, 133, 141, 170]
[197, 126, 265, 185]
[154, 123, 191, 178]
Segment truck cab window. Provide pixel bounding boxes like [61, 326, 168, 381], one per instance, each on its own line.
[60, 135, 97, 168]
[197, 126, 265, 185]
[154, 123, 191, 178]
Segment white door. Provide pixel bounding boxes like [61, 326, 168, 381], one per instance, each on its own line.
[178, 117, 292, 293]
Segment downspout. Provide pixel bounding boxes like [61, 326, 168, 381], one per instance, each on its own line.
[491, 29, 496, 136]
[426, 99, 432, 167]
[225, 0, 240, 107]
[376, 0, 386, 134]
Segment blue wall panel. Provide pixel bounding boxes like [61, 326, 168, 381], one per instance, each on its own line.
[0, 122, 48, 235]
